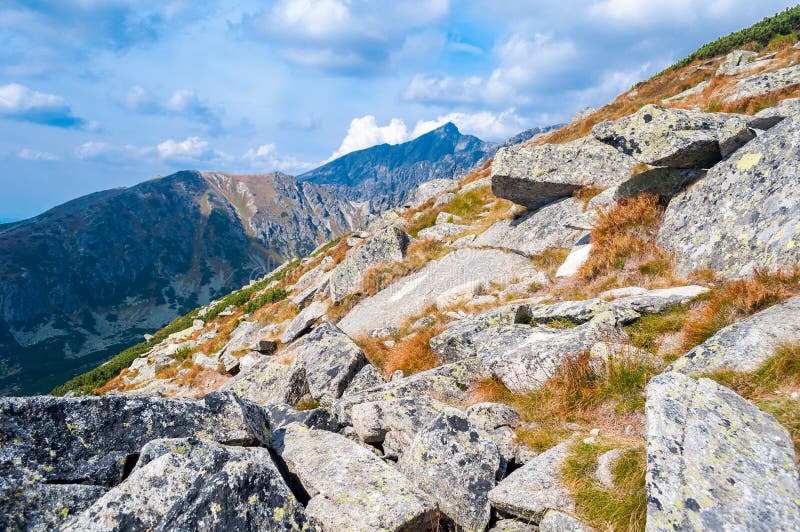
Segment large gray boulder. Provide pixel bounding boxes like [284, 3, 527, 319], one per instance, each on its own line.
[0, 392, 255, 487]
[280, 300, 328, 343]
[334, 358, 487, 424]
[0, 477, 106, 532]
[615, 167, 705, 199]
[491, 136, 637, 209]
[645, 372, 800, 531]
[592, 104, 755, 168]
[399, 410, 506, 531]
[608, 285, 709, 314]
[658, 116, 800, 277]
[338, 248, 545, 337]
[220, 320, 262, 355]
[476, 311, 627, 393]
[64, 438, 306, 531]
[343, 363, 385, 395]
[669, 296, 800, 375]
[221, 341, 310, 406]
[275, 423, 437, 531]
[472, 197, 585, 257]
[329, 227, 411, 303]
[715, 49, 758, 76]
[726, 63, 800, 102]
[488, 441, 575, 519]
[750, 97, 800, 129]
[293, 320, 367, 403]
[539, 510, 595, 532]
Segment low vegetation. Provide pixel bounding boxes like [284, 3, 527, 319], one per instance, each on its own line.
[356, 326, 442, 378]
[562, 441, 648, 531]
[625, 304, 691, 353]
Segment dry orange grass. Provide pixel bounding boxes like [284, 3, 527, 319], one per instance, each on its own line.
[458, 159, 492, 186]
[356, 327, 442, 377]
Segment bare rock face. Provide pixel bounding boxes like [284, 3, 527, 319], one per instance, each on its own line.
[491, 136, 637, 209]
[398, 410, 506, 531]
[658, 116, 800, 277]
[749, 97, 800, 129]
[726, 63, 800, 102]
[63, 438, 307, 531]
[280, 300, 329, 344]
[669, 296, 800, 375]
[592, 104, 755, 168]
[329, 226, 411, 304]
[274, 423, 438, 531]
[0, 478, 106, 532]
[645, 372, 800, 531]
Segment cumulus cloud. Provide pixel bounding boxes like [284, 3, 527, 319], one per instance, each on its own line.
[75, 136, 223, 166]
[238, 0, 451, 75]
[0, 83, 89, 129]
[156, 136, 216, 163]
[242, 143, 316, 174]
[329, 116, 411, 159]
[125, 86, 223, 132]
[18, 148, 59, 161]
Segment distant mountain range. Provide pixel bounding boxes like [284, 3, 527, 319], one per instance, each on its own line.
[0, 122, 553, 394]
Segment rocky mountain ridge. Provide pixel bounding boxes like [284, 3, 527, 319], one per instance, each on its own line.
[4, 12, 800, 532]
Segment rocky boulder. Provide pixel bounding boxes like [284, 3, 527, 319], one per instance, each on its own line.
[715, 49, 758, 75]
[645, 372, 800, 530]
[0, 477, 106, 532]
[221, 342, 310, 406]
[726, 63, 800, 102]
[592, 104, 755, 168]
[64, 438, 306, 531]
[607, 285, 709, 314]
[750, 97, 800, 129]
[615, 167, 705, 199]
[338, 248, 545, 337]
[669, 296, 800, 375]
[399, 411, 506, 531]
[280, 300, 328, 344]
[658, 116, 800, 277]
[491, 136, 637, 210]
[274, 423, 437, 531]
[329, 227, 411, 304]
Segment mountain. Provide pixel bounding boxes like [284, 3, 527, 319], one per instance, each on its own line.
[300, 122, 496, 211]
[0, 170, 363, 395]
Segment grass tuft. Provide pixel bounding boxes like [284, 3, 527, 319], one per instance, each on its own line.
[356, 327, 442, 378]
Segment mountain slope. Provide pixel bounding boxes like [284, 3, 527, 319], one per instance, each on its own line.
[300, 122, 496, 210]
[0, 170, 363, 395]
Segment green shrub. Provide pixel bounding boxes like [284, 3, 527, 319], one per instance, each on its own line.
[243, 287, 288, 314]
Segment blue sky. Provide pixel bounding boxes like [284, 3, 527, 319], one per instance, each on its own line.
[1, 0, 797, 220]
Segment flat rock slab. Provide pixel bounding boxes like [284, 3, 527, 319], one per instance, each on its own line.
[669, 296, 800, 374]
[0, 392, 255, 487]
[64, 438, 306, 531]
[276, 423, 437, 531]
[555, 244, 592, 278]
[593, 104, 754, 168]
[491, 136, 637, 210]
[417, 222, 472, 240]
[472, 198, 585, 258]
[329, 226, 410, 303]
[489, 441, 575, 519]
[399, 411, 505, 531]
[430, 304, 531, 362]
[281, 300, 329, 344]
[726, 63, 800, 102]
[539, 510, 595, 531]
[645, 372, 800, 531]
[658, 116, 800, 277]
[609, 285, 709, 314]
[750, 97, 800, 129]
[338, 248, 544, 337]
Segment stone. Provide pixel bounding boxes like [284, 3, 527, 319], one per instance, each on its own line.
[489, 441, 575, 519]
[433, 192, 456, 208]
[252, 328, 278, 354]
[417, 222, 472, 240]
[491, 136, 637, 209]
[343, 364, 385, 395]
[0, 477, 105, 532]
[594, 449, 624, 488]
[435, 211, 462, 224]
[715, 49, 758, 76]
[64, 438, 306, 531]
[610, 285, 709, 314]
[490, 519, 536, 531]
[476, 311, 628, 393]
[290, 270, 330, 308]
[0, 392, 255, 488]
[662, 80, 711, 102]
[221, 349, 310, 406]
[539, 510, 595, 531]
[338, 249, 545, 336]
[398, 411, 505, 531]
[616, 167, 705, 199]
[368, 326, 398, 339]
[220, 320, 261, 354]
[334, 358, 487, 425]
[409, 178, 458, 208]
[329, 226, 411, 303]
[219, 351, 240, 374]
[429, 305, 532, 362]
[658, 116, 800, 277]
[274, 423, 437, 531]
[669, 296, 800, 375]
[434, 279, 487, 310]
[555, 244, 592, 278]
[467, 402, 522, 431]
[592, 104, 755, 168]
[280, 300, 328, 343]
[750, 97, 800, 129]
[473, 197, 586, 257]
[294, 320, 367, 403]
[726, 63, 800, 102]
[529, 298, 639, 325]
[645, 372, 800, 530]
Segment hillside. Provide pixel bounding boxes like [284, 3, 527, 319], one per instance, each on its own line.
[4, 8, 800, 532]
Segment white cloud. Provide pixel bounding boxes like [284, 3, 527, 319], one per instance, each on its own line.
[412, 109, 527, 141]
[0, 83, 88, 129]
[329, 115, 411, 159]
[156, 136, 215, 163]
[75, 136, 222, 166]
[125, 86, 222, 131]
[18, 148, 58, 161]
[242, 143, 316, 173]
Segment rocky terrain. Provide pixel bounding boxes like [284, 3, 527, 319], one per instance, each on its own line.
[4, 13, 800, 532]
[0, 123, 508, 396]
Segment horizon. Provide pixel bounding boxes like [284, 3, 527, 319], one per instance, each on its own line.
[1, 1, 797, 219]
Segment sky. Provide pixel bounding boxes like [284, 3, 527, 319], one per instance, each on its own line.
[0, 0, 797, 220]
